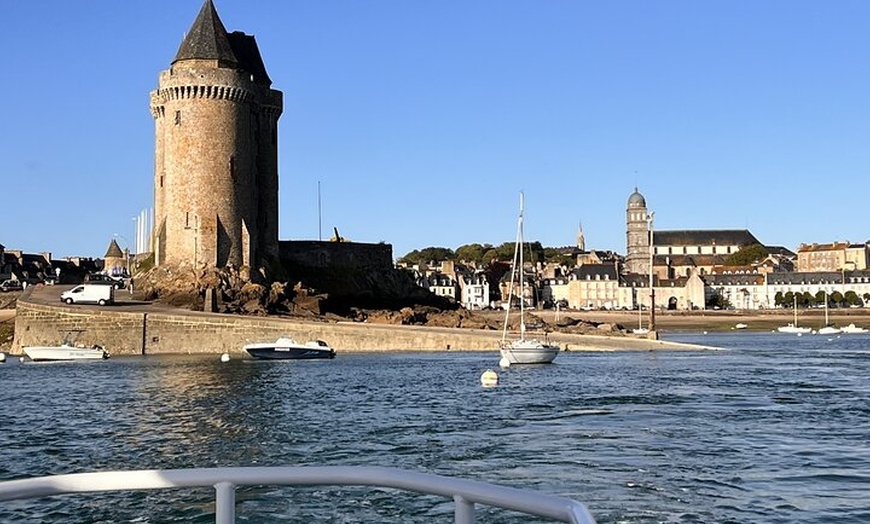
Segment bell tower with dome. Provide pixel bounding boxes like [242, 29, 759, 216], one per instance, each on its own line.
[625, 187, 650, 275]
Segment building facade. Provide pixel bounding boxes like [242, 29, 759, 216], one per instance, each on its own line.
[796, 242, 869, 272]
[150, 0, 283, 269]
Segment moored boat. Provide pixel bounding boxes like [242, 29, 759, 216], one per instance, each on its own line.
[23, 344, 110, 361]
[841, 323, 868, 334]
[244, 337, 336, 360]
[778, 296, 812, 334]
[498, 192, 560, 365]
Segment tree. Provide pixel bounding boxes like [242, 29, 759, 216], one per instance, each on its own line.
[455, 243, 491, 265]
[783, 291, 795, 308]
[774, 291, 784, 308]
[845, 290, 861, 307]
[725, 244, 768, 266]
[814, 290, 827, 307]
[397, 247, 455, 265]
[706, 288, 731, 309]
[830, 291, 844, 307]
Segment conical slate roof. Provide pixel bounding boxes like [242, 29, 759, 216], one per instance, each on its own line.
[173, 0, 237, 66]
[105, 239, 124, 258]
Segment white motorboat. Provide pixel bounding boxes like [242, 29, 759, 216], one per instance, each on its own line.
[735, 323, 748, 330]
[23, 344, 110, 361]
[841, 323, 868, 334]
[244, 337, 336, 360]
[499, 192, 560, 365]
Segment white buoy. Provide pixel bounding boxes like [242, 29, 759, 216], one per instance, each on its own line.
[0, 352, 6, 363]
[703, 331, 708, 335]
[220, 353, 231, 363]
[498, 357, 511, 368]
[480, 369, 498, 387]
[19, 357, 25, 363]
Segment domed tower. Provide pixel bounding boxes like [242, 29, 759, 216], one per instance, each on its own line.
[624, 187, 650, 275]
[150, 0, 283, 269]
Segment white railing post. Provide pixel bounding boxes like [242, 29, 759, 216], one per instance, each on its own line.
[214, 481, 236, 524]
[454, 494, 475, 524]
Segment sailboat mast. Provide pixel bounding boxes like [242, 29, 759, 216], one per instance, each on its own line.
[519, 192, 526, 340]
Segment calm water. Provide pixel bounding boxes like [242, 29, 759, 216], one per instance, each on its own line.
[1, 332, 869, 523]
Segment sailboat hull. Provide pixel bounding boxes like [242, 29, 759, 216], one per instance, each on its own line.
[500, 340, 560, 365]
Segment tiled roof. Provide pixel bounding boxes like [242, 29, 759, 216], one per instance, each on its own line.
[654, 229, 760, 247]
[104, 239, 124, 258]
[662, 254, 728, 266]
[797, 242, 850, 253]
[173, 0, 238, 66]
[572, 264, 618, 280]
[227, 32, 272, 85]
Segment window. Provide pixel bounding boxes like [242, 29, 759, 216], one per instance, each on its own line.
[175, 111, 181, 125]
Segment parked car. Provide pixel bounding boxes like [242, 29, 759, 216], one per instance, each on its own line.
[0, 279, 23, 292]
[85, 273, 125, 289]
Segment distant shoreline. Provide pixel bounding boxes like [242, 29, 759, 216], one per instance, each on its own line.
[525, 308, 870, 333]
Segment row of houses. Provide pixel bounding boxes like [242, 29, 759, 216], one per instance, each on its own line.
[409, 258, 870, 311]
[0, 241, 129, 285]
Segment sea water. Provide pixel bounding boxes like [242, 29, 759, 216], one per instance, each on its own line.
[0, 331, 868, 523]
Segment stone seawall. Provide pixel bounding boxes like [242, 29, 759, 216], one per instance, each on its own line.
[11, 290, 710, 356]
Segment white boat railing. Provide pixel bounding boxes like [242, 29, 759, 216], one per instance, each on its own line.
[0, 466, 597, 524]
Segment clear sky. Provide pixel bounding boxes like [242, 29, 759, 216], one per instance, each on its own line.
[2, 1, 869, 261]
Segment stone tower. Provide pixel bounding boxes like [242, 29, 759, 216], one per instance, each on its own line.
[624, 187, 650, 275]
[150, 0, 283, 269]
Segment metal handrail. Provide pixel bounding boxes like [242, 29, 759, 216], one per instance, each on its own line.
[0, 466, 596, 524]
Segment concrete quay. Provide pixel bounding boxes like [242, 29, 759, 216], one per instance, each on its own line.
[10, 285, 713, 356]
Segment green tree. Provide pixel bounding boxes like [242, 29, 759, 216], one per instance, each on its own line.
[830, 291, 844, 307]
[783, 291, 795, 308]
[774, 291, 784, 308]
[844, 290, 861, 307]
[798, 291, 813, 308]
[706, 288, 731, 309]
[397, 247, 455, 265]
[455, 243, 490, 265]
[814, 290, 827, 307]
[725, 244, 768, 266]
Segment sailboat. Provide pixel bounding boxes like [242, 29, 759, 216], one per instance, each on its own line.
[817, 291, 841, 335]
[777, 295, 812, 334]
[632, 304, 649, 335]
[499, 192, 560, 365]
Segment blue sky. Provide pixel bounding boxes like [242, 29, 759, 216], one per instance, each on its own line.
[2, 1, 869, 260]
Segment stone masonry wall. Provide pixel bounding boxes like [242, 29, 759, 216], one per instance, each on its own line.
[11, 298, 505, 356]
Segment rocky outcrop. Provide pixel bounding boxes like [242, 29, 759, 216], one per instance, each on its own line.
[133, 262, 454, 319]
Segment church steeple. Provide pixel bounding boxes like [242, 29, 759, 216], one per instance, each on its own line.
[173, 0, 237, 66]
[576, 222, 586, 252]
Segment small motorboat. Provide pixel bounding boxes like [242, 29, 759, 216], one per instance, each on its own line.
[735, 323, 748, 330]
[23, 344, 110, 362]
[244, 337, 336, 360]
[840, 323, 868, 334]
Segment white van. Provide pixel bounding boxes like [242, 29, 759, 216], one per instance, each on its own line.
[60, 284, 115, 306]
